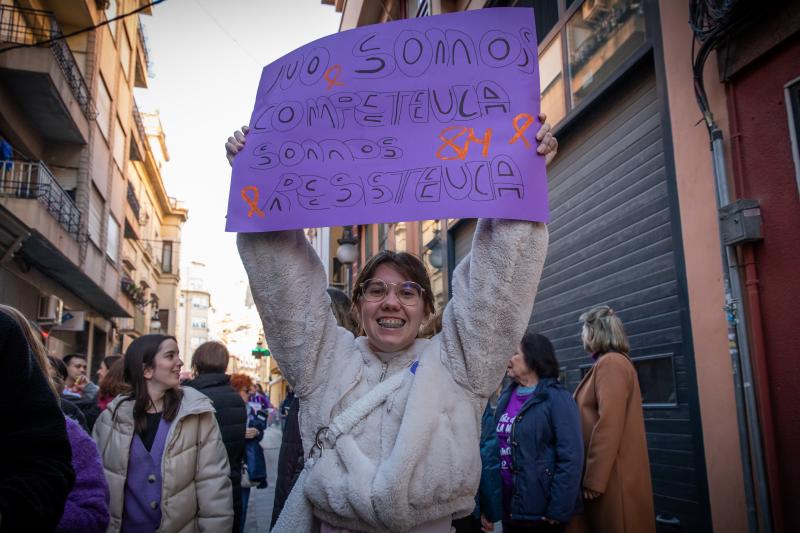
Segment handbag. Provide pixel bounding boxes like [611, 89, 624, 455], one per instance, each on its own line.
[271, 366, 412, 532]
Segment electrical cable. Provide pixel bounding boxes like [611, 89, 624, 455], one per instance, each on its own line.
[0, 0, 166, 55]
[192, 0, 260, 66]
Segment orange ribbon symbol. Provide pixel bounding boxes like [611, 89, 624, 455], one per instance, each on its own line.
[241, 186, 265, 218]
[508, 113, 535, 149]
[323, 64, 344, 90]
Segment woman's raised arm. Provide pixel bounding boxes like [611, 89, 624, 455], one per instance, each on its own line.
[229, 128, 342, 397]
[440, 118, 555, 398]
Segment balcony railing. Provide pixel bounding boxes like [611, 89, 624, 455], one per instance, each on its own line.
[0, 160, 81, 238]
[137, 19, 153, 78]
[126, 181, 141, 220]
[0, 5, 96, 119]
[132, 101, 147, 144]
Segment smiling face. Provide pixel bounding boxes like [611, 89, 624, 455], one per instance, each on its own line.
[143, 338, 183, 391]
[359, 264, 429, 354]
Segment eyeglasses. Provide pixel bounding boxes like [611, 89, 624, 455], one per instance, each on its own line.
[359, 278, 425, 306]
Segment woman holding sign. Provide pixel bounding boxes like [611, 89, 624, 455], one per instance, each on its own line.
[226, 115, 556, 532]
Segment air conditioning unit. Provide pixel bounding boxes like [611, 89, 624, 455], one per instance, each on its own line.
[37, 295, 64, 324]
[583, 0, 611, 23]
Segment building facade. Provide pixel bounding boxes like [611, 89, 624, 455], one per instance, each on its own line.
[322, 1, 800, 532]
[0, 0, 185, 372]
[175, 260, 211, 362]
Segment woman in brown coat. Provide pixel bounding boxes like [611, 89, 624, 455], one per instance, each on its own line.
[567, 306, 655, 533]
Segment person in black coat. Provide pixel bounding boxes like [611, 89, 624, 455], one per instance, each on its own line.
[184, 341, 247, 533]
[0, 305, 75, 532]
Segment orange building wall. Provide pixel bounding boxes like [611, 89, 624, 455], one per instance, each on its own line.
[657, 1, 747, 531]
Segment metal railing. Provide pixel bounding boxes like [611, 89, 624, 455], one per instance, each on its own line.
[0, 5, 96, 119]
[126, 181, 141, 220]
[0, 160, 81, 238]
[137, 19, 153, 78]
[132, 100, 147, 144]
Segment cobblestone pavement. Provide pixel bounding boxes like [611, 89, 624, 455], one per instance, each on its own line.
[243, 424, 282, 533]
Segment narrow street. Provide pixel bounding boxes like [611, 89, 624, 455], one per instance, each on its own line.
[243, 424, 282, 533]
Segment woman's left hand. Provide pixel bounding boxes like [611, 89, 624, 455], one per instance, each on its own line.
[245, 427, 259, 440]
[535, 112, 558, 166]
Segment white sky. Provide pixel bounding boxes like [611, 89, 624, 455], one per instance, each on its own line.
[136, 0, 341, 318]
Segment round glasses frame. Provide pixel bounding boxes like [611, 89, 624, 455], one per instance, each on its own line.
[359, 278, 425, 307]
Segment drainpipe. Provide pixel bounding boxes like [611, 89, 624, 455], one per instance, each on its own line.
[707, 122, 772, 533]
[726, 80, 785, 532]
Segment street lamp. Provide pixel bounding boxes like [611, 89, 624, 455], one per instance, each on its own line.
[425, 228, 443, 270]
[336, 225, 359, 297]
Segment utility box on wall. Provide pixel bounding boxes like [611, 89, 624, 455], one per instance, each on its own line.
[719, 199, 763, 245]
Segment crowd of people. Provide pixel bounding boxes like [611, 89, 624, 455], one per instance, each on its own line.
[0, 119, 657, 533]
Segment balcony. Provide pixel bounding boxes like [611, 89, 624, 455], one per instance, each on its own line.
[126, 181, 141, 220]
[0, 5, 95, 143]
[0, 160, 81, 238]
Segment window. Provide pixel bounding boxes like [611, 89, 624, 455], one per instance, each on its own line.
[190, 336, 204, 348]
[113, 116, 126, 168]
[566, 0, 646, 106]
[161, 241, 173, 273]
[578, 355, 678, 406]
[191, 296, 208, 309]
[106, 214, 120, 263]
[785, 78, 800, 196]
[88, 185, 104, 246]
[97, 76, 112, 140]
[191, 319, 207, 329]
[633, 354, 678, 407]
[119, 28, 131, 79]
[539, 35, 566, 125]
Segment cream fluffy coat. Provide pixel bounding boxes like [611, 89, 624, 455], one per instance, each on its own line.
[238, 219, 548, 532]
[92, 386, 233, 533]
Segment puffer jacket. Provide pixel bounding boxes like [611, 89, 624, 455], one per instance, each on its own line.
[238, 219, 548, 532]
[494, 378, 584, 523]
[92, 386, 233, 533]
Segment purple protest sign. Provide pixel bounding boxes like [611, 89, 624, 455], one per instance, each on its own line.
[226, 8, 546, 233]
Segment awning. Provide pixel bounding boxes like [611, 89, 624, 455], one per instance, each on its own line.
[19, 230, 130, 318]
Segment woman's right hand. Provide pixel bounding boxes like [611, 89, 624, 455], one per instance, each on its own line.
[225, 125, 249, 167]
[480, 513, 494, 532]
[245, 427, 259, 440]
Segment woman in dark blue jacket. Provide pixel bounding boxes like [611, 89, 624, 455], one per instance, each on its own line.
[494, 327, 584, 532]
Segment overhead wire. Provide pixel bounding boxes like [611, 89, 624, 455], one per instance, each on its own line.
[0, 0, 166, 54]
[192, 0, 261, 66]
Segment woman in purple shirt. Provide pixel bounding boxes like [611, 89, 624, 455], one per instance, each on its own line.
[93, 335, 233, 532]
[493, 327, 584, 532]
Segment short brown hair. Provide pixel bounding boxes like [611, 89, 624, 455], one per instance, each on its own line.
[352, 250, 436, 319]
[191, 341, 230, 374]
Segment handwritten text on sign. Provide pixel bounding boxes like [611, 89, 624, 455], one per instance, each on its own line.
[227, 8, 546, 232]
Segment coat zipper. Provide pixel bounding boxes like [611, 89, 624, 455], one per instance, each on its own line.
[379, 362, 388, 382]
